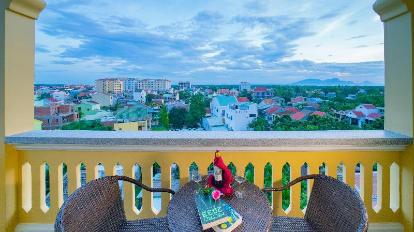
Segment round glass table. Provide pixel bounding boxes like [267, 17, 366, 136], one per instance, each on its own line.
[167, 177, 272, 232]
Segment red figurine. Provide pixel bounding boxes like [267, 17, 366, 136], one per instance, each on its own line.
[207, 150, 234, 196]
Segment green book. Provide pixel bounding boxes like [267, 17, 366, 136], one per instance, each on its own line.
[195, 193, 230, 230]
[213, 202, 243, 232]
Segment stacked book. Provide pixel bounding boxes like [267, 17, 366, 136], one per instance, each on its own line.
[195, 193, 243, 231]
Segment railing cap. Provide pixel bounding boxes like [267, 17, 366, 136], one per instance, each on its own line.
[373, 0, 409, 22]
[8, 0, 46, 20]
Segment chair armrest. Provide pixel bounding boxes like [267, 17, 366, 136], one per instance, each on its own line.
[116, 175, 175, 195]
[262, 174, 320, 192]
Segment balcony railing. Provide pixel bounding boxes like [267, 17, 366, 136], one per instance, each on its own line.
[4, 130, 410, 230]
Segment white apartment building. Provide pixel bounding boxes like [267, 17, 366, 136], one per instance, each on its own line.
[123, 78, 137, 92]
[95, 78, 124, 94]
[137, 79, 172, 92]
[224, 103, 258, 131]
[239, 82, 251, 91]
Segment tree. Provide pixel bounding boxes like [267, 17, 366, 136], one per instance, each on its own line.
[186, 94, 205, 128]
[363, 118, 384, 130]
[238, 89, 253, 101]
[159, 105, 170, 130]
[179, 91, 192, 103]
[249, 117, 269, 131]
[145, 94, 157, 105]
[169, 108, 188, 129]
[38, 93, 51, 100]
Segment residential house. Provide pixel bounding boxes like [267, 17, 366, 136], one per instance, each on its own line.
[202, 117, 227, 131]
[114, 121, 149, 131]
[224, 103, 258, 131]
[290, 96, 306, 106]
[91, 92, 117, 107]
[217, 89, 230, 95]
[346, 110, 366, 127]
[291, 111, 307, 121]
[252, 87, 273, 100]
[258, 98, 275, 111]
[163, 92, 179, 102]
[51, 90, 68, 102]
[115, 103, 152, 129]
[237, 97, 249, 103]
[346, 104, 382, 127]
[210, 95, 238, 120]
[264, 106, 283, 123]
[35, 104, 79, 130]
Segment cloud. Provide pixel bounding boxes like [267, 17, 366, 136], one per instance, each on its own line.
[35, 0, 384, 85]
[347, 35, 367, 40]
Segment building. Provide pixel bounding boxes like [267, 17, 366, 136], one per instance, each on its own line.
[35, 104, 79, 130]
[210, 95, 238, 120]
[346, 104, 382, 128]
[95, 78, 124, 94]
[163, 93, 179, 102]
[91, 92, 117, 107]
[252, 87, 273, 100]
[202, 117, 227, 131]
[51, 90, 68, 102]
[123, 78, 137, 92]
[115, 104, 152, 129]
[290, 96, 306, 106]
[355, 104, 380, 116]
[225, 103, 258, 131]
[178, 81, 191, 90]
[166, 101, 189, 112]
[137, 79, 171, 92]
[239, 82, 251, 91]
[133, 90, 146, 103]
[114, 121, 149, 131]
[75, 100, 100, 118]
[264, 106, 283, 122]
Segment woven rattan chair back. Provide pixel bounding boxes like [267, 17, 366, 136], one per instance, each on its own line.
[305, 175, 368, 232]
[56, 176, 125, 232]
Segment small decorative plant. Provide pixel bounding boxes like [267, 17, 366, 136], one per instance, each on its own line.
[199, 186, 222, 201]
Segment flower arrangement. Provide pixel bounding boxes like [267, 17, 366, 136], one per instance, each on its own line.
[199, 186, 222, 201]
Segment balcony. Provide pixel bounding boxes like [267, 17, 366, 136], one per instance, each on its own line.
[1, 0, 414, 231]
[0, 130, 411, 232]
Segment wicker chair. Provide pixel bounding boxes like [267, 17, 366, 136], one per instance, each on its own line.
[264, 174, 368, 232]
[55, 175, 175, 232]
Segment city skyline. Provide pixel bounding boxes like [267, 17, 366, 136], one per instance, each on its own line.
[35, 0, 384, 85]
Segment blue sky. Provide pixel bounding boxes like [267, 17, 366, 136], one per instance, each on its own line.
[35, 0, 384, 85]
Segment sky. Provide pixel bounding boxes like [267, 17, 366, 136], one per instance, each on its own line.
[35, 0, 384, 85]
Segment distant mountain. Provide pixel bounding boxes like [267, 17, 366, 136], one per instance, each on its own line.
[291, 78, 381, 86]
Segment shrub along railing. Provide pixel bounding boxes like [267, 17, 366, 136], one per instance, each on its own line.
[14, 148, 401, 224]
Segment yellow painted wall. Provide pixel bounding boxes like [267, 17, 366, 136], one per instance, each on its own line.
[114, 121, 148, 131]
[1, 1, 45, 231]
